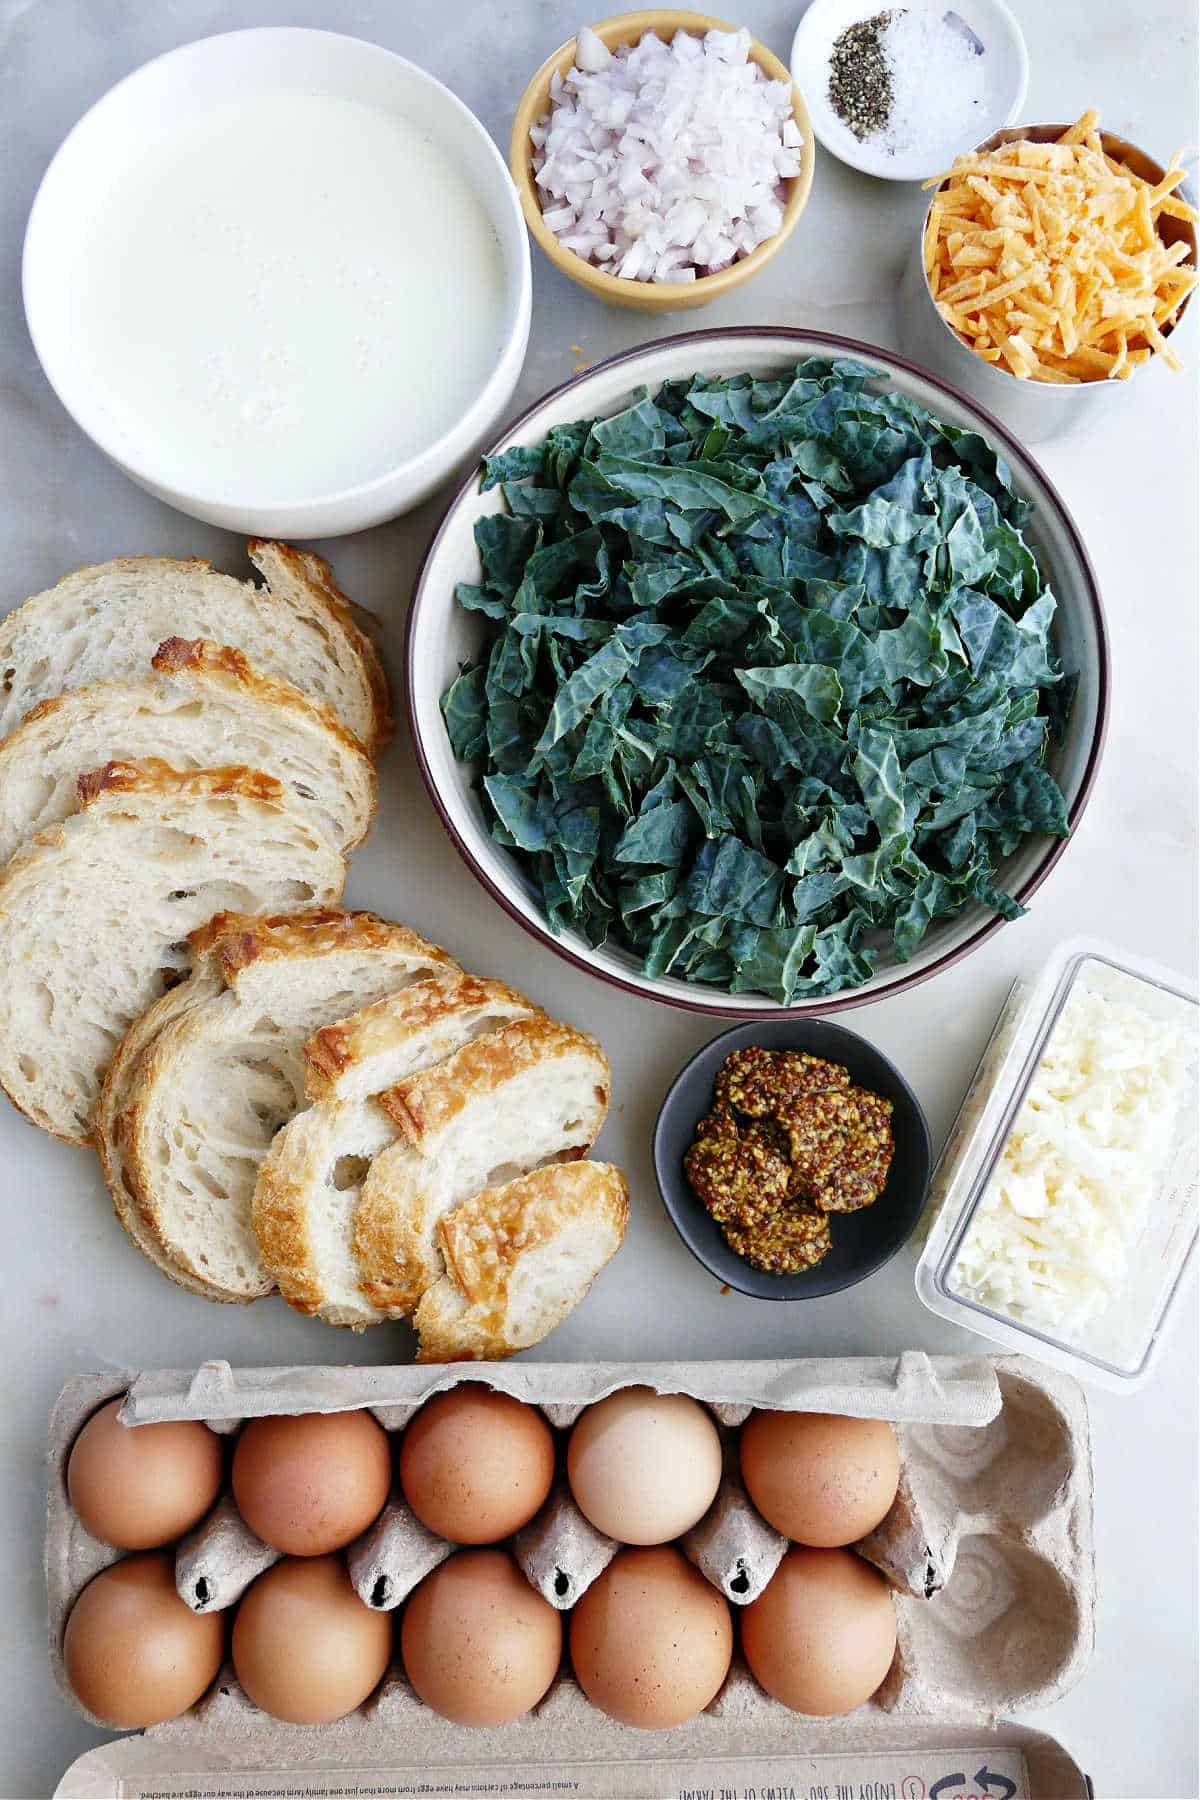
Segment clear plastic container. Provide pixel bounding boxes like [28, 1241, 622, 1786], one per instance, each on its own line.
[916, 936, 1198, 1390]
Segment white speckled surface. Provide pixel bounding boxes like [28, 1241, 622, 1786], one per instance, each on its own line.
[0, 2, 1195, 1795]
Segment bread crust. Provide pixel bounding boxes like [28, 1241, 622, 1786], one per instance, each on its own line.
[253, 1103, 349, 1320]
[248, 539, 393, 755]
[256, 974, 537, 1326]
[414, 1162, 629, 1361]
[377, 1017, 610, 1142]
[212, 910, 456, 985]
[152, 634, 375, 773]
[0, 645, 377, 860]
[253, 1099, 389, 1325]
[76, 757, 287, 810]
[95, 955, 251, 1303]
[0, 767, 346, 1144]
[122, 912, 454, 1296]
[440, 1160, 629, 1306]
[354, 1018, 611, 1316]
[154, 635, 378, 843]
[0, 812, 103, 1134]
[0, 542, 391, 754]
[186, 907, 347, 962]
[304, 974, 538, 1099]
[350, 1140, 454, 1318]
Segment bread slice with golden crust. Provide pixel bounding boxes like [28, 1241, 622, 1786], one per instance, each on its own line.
[301, 973, 541, 1105]
[95, 940, 234, 1300]
[0, 636, 376, 863]
[115, 912, 457, 1300]
[94, 907, 436, 1301]
[353, 1017, 611, 1318]
[254, 975, 540, 1328]
[0, 761, 346, 1144]
[0, 540, 390, 752]
[414, 1162, 629, 1362]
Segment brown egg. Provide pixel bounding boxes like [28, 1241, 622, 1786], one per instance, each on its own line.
[67, 1398, 223, 1550]
[64, 1550, 224, 1727]
[399, 1388, 555, 1544]
[232, 1409, 391, 1555]
[742, 1546, 897, 1715]
[401, 1548, 561, 1725]
[567, 1388, 722, 1545]
[232, 1554, 392, 1723]
[569, 1546, 732, 1728]
[740, 1411, 900, 1546]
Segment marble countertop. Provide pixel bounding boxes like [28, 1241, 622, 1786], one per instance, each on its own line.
[1, 1, 1196, 1794]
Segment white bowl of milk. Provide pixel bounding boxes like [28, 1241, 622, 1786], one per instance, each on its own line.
[23, 28, 532, 537]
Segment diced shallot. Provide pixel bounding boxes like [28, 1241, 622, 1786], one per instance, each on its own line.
[530, 26, 803, 283]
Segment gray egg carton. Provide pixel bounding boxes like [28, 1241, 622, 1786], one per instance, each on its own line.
[45, 1351, 1094, 1771]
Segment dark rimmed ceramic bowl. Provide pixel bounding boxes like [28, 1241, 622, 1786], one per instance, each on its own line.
[407, 327, 1109, 1017]
[653, 1019, 932, 1299]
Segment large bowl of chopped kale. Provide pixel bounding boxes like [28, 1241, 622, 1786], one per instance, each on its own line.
[409, 331, 1108, 1014]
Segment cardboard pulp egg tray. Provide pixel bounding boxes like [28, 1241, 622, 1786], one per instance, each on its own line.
[48, 1351, 1096, 1800]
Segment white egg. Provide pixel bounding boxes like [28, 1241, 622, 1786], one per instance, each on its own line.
[568, 1387, 723, 1544]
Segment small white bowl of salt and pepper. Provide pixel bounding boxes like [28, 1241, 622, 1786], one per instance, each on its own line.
[790, 0, 1028, 181]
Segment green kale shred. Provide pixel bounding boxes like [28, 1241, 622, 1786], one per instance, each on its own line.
[440, 359, 1074, 1004]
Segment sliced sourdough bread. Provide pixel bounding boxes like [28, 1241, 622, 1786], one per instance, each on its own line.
[414, 1161, 629, 1362]
[116, 913, 458, 1301]
[0, 540, 390, 752]
[254, 975, 540, 1328]
[354, 1017, 611, 1318]
[94, 908, 434, 1302]
[0, 637, 376, 863]
[0, 760, 346, 1144]
[301, 972, 543, 1105]
[94, 937, 233, 1301]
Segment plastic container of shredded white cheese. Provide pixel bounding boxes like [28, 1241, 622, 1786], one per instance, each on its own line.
[916, 937, 1198, 1390]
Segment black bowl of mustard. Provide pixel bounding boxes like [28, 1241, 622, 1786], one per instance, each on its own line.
[653, 1019, 932, 1300]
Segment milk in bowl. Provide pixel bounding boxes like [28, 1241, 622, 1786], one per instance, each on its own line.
[23, 30, 531, 533]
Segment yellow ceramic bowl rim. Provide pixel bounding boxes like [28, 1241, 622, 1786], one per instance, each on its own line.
[509, 10, 816, 306]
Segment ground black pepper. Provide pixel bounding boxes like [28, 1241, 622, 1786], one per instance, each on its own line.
[828, 10, 900, 141]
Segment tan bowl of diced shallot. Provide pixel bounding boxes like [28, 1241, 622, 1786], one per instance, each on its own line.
[510, 11, 815, 311]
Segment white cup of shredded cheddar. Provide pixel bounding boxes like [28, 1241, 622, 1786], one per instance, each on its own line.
[899, 111, 1198, 441]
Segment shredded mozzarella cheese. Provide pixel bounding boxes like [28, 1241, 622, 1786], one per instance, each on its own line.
[531, 26, 803, 283]
[949, 983, 1194, 1339]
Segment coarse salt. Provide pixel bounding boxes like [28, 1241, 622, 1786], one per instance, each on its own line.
[879, 9, 991, 161]
[531, 26, 803, 283]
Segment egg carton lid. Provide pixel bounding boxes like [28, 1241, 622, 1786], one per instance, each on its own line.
[56, 1724, 1092, 1798]
[114, 1348, 1003, 1430]
[45, 1354, 1095, 1791]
